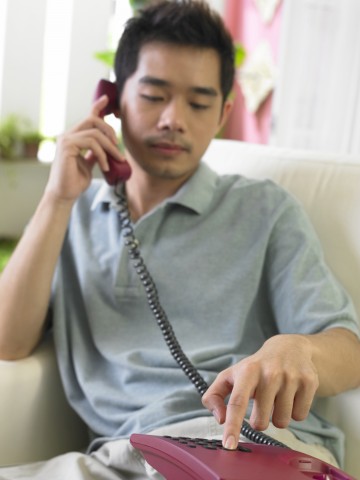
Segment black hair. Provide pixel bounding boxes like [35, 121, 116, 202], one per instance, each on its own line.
[114, 0, 235, 103]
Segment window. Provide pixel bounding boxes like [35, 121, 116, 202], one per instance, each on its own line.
[0, 0, 132, 161]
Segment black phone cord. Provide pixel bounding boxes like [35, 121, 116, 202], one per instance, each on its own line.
[114, 188, 287, 449]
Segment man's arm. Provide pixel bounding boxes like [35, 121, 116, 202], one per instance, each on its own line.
[202, 328, 360, 450]
[0, 95, 122, 360]
[0, 193, 74, 359]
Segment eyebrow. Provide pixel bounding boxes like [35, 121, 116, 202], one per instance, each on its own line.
[139, 75, 219, 97]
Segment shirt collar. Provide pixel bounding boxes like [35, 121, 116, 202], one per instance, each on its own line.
[90, 162, 218, 215]
[90, 182, 121, 211]
[166, 162, 217, 214]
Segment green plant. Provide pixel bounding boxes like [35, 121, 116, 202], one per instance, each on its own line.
[0, 238, 17, 273]
[0, 115, 22, 159]
[234, 42, 246, 68]
[21, 128, 46, 158]
[94, 50, 115, 68]
[95, 43, 246, 74]
[129, 0, 149, 13]
[0, 114, 45, 160]
[21, 130, 45, 144]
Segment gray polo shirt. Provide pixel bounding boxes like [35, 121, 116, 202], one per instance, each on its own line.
[51, 162, 359, 463]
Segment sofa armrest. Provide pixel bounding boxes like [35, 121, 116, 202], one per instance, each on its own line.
[0, 335, 89, 466]
[314, 389, 360, 478]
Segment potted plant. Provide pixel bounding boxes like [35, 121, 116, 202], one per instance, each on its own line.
[0, 115, 22, 160]
[21, 130, 45, 159]
[0, 114, 45, 160]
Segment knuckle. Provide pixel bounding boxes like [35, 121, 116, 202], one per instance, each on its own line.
[89, 128, 102, 140]
[283, 371, 299, 388]
[201, 392, 212, 408]
[57, 134, 67, 148]
[272, 416, 290, 429]
[292, 397, 313, 421]
[254, 363, 283, 389]
[292, 402, 310, 421]
[292, 410, 307, 421]
[60, 136, 76, 154]
[240, 357, 259, 375]
[227, 392, 247, 409]
[235, 358, 261, 384]
[86, 137, 97, 151]
[263, 366, 281, 384]
[254, 418, 271, 430]
[300, 368, 319, 392]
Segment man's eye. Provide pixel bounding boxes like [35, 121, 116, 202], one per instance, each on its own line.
[140, 94, 163, 102]
[190, 102, 209, 110]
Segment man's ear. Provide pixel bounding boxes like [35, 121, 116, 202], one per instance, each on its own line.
[216, 99, 233, 136]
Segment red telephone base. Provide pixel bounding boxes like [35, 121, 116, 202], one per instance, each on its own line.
[130, 434, 354, 480]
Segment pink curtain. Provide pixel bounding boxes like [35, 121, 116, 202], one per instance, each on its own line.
[223, 0, 283, 144]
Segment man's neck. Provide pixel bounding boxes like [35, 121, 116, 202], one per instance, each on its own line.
[124, 173, 191, 223]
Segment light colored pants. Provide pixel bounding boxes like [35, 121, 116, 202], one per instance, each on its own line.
[0, 417, 338, 480]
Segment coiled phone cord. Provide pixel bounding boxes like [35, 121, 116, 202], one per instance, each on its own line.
[114, 187, 286, 449]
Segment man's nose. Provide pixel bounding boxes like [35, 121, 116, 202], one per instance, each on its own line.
[157, 99, 187, 133]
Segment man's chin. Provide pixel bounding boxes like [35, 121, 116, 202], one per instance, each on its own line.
[142, 163, 195, 181]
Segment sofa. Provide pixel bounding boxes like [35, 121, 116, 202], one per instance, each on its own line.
[0, 139, 359, 477]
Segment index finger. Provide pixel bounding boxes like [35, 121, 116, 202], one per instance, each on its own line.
[202, 369, 254, 450]
[91, 94, 110, 117]
[222, 391, 251, 449]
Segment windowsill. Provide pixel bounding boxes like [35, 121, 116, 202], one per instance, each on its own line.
[0, 160, 51, 237]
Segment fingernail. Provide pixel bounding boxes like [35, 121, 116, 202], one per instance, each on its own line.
[212, 409, 221, 424]
[224, 435, 237, 450]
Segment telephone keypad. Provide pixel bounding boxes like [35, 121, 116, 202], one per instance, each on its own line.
[163, 435, 252, 453]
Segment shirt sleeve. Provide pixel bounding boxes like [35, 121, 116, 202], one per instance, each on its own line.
[265, 194, 360, 337]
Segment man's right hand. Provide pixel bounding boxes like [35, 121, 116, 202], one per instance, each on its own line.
[45, 95, 124, 203]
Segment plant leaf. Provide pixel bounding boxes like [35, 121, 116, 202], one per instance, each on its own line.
[234, 43, 246, 68]
[94, 50, 115, 68]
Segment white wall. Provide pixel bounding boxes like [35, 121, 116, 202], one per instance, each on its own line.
[0, 0, 113, 134]
[0, 0, 47, 127]
[0, 161, 50, 237]
[271, 0, 360, 156]
[206, 0, 225, 15]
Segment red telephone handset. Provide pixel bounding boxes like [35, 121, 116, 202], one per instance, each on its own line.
[93, 79, 132, 185]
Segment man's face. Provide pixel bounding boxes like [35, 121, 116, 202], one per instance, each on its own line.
[119, 42, 231, 183]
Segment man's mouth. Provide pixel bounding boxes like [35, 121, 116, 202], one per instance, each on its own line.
[146, 136, 192, 156]
[152, 142, 186, 152]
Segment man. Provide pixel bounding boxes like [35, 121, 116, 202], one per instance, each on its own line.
[0, 1, 359, 479]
